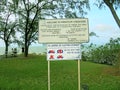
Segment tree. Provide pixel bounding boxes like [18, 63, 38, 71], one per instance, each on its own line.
[11, 0, 90, 57]
[95, 0, 120, 28]
[0, 1, 18, 58]
[11, 0, 59, 57]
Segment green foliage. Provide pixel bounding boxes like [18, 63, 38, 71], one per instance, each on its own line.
[52, 0, 90, 18]
[82, 38, 120, 65]
[89, 32, 98, 37]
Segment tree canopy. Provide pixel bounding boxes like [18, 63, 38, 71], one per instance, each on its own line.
[0, 0, 18, 57]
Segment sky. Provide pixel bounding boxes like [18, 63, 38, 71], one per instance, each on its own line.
[87, 1, 120, 45]
[0, 1, 120, 47]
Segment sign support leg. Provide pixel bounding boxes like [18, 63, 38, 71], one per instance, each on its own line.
[48, 61, 50, 90]
[78, 60, 80, 90]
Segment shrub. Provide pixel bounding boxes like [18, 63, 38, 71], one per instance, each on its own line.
[82, 38, 120, 65]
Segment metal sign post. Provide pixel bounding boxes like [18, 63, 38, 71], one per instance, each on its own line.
[48, 61, 50, 90]
[78, 60, 80, 90]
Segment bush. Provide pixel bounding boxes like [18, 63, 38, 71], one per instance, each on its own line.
[82, 38, 120, 65]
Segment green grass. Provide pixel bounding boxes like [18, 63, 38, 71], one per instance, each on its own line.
[0, 55, 120, 90]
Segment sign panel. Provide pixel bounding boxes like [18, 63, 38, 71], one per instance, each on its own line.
[47, 44, 81, 60]
[39, 19, 89, 43]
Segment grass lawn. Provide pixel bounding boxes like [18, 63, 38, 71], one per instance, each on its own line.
[0, 55, 120, 90]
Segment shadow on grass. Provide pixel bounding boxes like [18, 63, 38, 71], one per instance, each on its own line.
[81, 84, 89, 90]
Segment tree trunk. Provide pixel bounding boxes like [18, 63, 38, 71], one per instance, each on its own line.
[24, 39, 29, 57]
[24, 44, 28, 57]
[5, 41, 8, 58]
[24, 32, 30, 57]
[109, 5, 120, 28]
[104, 0, 120, 28]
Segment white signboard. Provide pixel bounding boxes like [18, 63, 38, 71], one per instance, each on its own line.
[39, 19, 89, 43]
[47, 44, 81, 60]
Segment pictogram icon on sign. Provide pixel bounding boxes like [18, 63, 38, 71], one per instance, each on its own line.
[57, 55, 63, 59]
[57, 49, 63, 53]
[49, 55, 54, 59]
[48, 50, 55, 53]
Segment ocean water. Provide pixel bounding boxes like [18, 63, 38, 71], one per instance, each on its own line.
[0, 46, 46, 55]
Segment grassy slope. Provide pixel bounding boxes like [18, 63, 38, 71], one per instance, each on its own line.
[0, 55, 120, 90]
[81, 62, 120, 90]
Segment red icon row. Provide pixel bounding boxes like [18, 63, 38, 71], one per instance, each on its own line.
[49, 55, 63, 59]
[48, 49, 63, 53]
